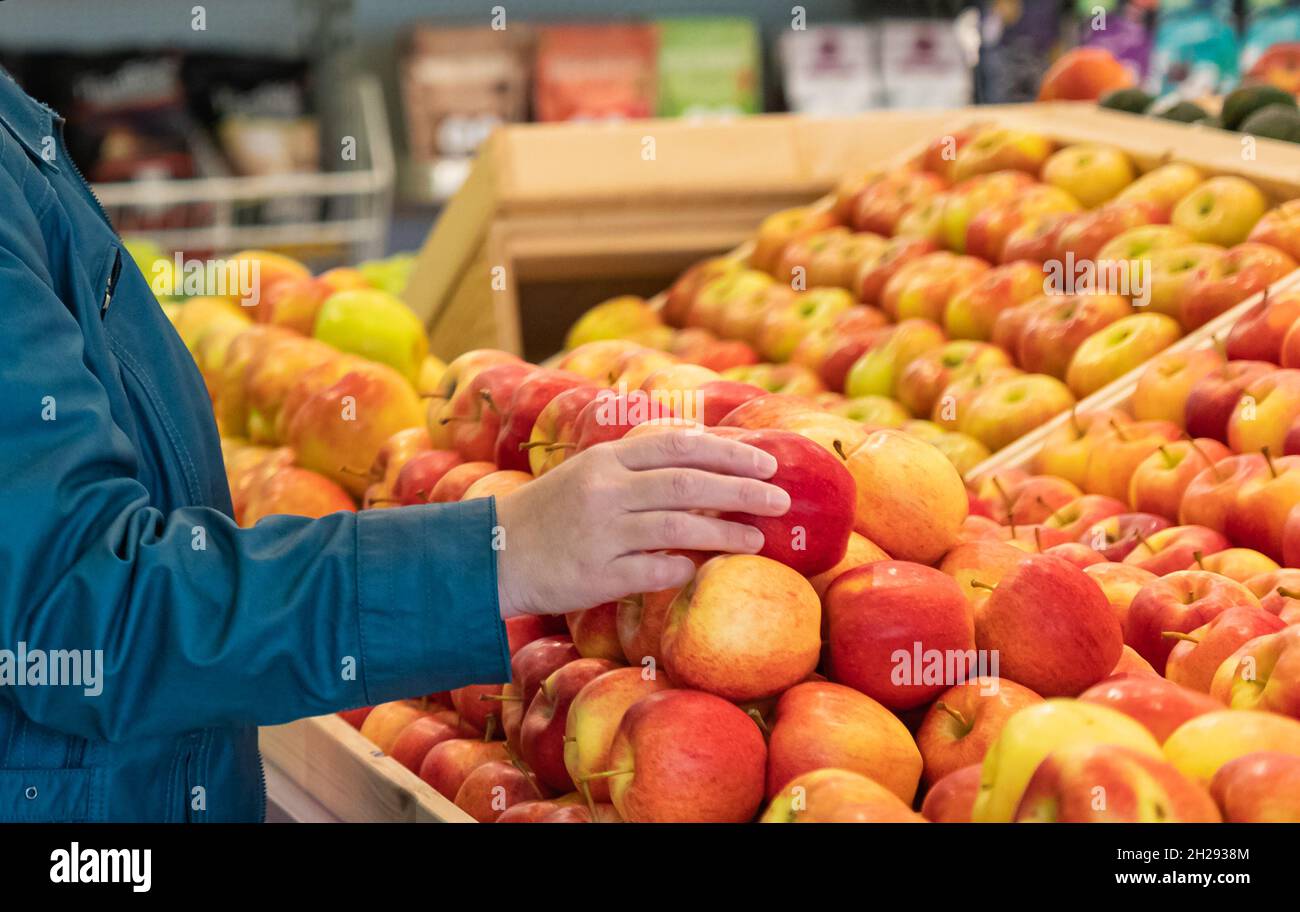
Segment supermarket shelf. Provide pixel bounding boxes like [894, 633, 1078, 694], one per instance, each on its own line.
[92, 74, 395, 262]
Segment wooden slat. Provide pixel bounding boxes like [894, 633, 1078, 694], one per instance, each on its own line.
[259, 714, 474, 823]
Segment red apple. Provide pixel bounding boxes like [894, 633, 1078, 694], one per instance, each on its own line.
[1166, 604, 1287, 693]
[1180, 243, 1295, 331]
[1130, 347, 1227, 429]
[1078, 513, 1173, 561]
[761, 767, 925, 823]
[388, 716, 460, 773]
[1083, 562, 1159, 630]
[391, 449, 463, 505]
[1078, 674, 1225, 743]
[920, 765, 981, 822]
[430, 460, 497, 503]
[453, 760, 544, 823]
[562, 666, 674, 802]
[416, 738, 510, 799]
[493, 369, 592, 471]
[1210, 626, 1300, 717]
[519, 657, 620, 793]
[1183, 360, 1274, 442]
[1210, 751, 1300, 822]
[1012, 743, 1219, 822]
[765, 681, 922, 803]
[1127, 437, 1232, 520]
[1179, 453, 1269, 533]
[1226, 289, 1300, 364]
[825, 561, 976, 710]
[1121, 524, 1229, 576]
[712, 427, 855, 576]
[1124, 570, 1262, 671]
[974, 553, 1121, 696]
[661, 554, 820, 702]
[605, 689, 767, 823]
[916, 677, 1043, 786]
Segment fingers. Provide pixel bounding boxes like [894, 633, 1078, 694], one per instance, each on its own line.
[612, 429, 778, 479]
[619, 511, 765, 555]
[611, 552, 701, 595]
[622, 468, 791, 515]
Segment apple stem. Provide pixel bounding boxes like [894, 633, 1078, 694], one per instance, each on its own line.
[1186, 437, 1224, 480]
[969, 579, 996, 591]
[1161, 631, 1201, 644]
[518, 440, 553, 451]
[1033, 527, 1043, 553]
[1192, 549, 1206, 571]
[337, 465, 370, 478]
[615, 597, 640, 609]
[1108, 419, 1130, 442]
[479, 389, 500, 415]
[439, 415, 471, 426]
[1132, 529, 1151, 555]
[503, 742, 546, 800]
[1263, 445, 1278, 479]
[544, 442, 578, 453]
[579, 768, 628, 781]
[1157, 444, 1177, 469]
[745, 707, 770, 737]
[1069, 408, 1082, 438]
[833, 439, 847, 461]
[1275, 586, 1300, 600]
[577, 777, 599, 821]
[482, 715, 498, 743]
[479, 693, 523, 702]
[936, 701, 971, 732]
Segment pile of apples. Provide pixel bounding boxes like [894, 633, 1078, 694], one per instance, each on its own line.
[568, 123, 1299, 466]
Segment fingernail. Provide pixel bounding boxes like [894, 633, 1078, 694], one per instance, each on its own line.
[746, 528, 765, 551]
[755, 451, 778, 477]
[768, 488, 791, 513]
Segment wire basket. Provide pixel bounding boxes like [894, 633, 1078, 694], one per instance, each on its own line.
[92, 73, 394, 266]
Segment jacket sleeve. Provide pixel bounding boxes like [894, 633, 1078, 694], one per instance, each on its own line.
[0, 185, 510, 744]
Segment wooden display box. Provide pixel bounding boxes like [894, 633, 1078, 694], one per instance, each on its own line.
[405, 109, 981, 362]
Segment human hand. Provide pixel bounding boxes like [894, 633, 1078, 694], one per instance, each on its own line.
[493, 430, 791, 618]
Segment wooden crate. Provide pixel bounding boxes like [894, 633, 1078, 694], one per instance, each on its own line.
[405, 109, 987, 362]
[260, 714, 474, 823]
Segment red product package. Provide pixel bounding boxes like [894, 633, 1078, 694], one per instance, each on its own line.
[533, 24, 658, 122]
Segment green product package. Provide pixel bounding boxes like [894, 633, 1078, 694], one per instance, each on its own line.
[655, 17, 761, 118]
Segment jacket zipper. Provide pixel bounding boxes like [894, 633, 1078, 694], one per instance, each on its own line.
[50, 112, 118, 235]
[101, 247, 122, 318]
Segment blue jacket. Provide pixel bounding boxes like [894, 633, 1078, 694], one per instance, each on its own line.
[0, 71, 510, 822]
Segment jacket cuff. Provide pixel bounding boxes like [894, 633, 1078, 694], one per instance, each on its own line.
[355, 498, 511, 704]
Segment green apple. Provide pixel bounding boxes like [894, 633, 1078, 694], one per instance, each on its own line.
[314, 289, 428, 383]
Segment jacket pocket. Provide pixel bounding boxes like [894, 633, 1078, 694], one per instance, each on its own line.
[0, 768, 102, 822]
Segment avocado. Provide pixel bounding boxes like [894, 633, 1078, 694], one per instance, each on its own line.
[1099, 87, 1154, 114]
[1197, 115, 1225, 129]
[1149, 99, 1209, 123]
[1240, 103, 1300, 143]
[1221, 84, 1297, 130]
